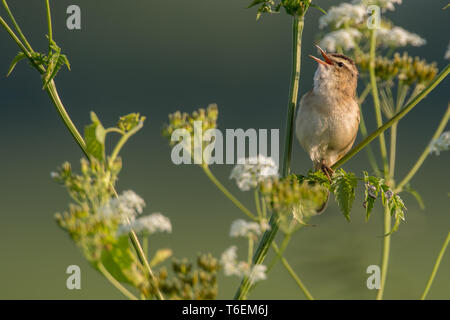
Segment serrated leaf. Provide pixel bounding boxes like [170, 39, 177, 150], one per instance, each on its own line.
[84, 112, 106, 161]
[7, 52, 27, 77]
[331, 169, 357, 222]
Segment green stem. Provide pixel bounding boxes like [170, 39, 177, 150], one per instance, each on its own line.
[389, 123, 397, 183]
[358, 83, 381, 176]
[2, 0, 33, 52]
[46, 80, 88, 157]
[331, 63, 450, 171]
[45, 0, 52, 48]
[97, 263, 139, 300]
[267, 233, 291, 272]
[109, 122, 144, 166]
[271, 242, 313, 300]
[1, 9, 164, 300]
[376, 205, 391, 300]
[369, 28, 389, 177]
[396, 104, 450, 192]
[201, 164, 257, 220]
[421, 231, 450, 300]
[281, 14, 303, 177]
[254, 189, 263, 220]
[248, 237, 254, 265]
[234, 14, 305, 300]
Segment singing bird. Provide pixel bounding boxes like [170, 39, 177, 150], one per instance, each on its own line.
[296, 45, 360, 183]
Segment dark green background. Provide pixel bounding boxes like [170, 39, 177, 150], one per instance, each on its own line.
[0, 0, 448, 299]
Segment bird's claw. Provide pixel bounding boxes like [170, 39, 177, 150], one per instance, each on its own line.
[321, 164, 334, 183]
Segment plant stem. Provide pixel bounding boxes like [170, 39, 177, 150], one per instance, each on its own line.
[388, 123, 397, 183]
[97, 263, 139, 300]
[248, 237, 254, 265]
[396, 104, 450, 192]
[1, 9, 165, 300]
[376, 205, 391, 300]
[45, 0, 52, 48]
[254, 189, 263, 220]
[281, 15, 303, 177]
[271, 242, 313, 300]
[2, 0, 33, 52]
[201, 164, 257, 220]
[234, 14, 305, 300]
[358, 83, 381, 175]
[331, 63, 450, 171]
[267, 233, 291, 272]
[369, 28, 389, 177]
[421, 231, 450, 300]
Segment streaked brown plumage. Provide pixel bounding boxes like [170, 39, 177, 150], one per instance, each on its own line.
[296, 45, 360, 181]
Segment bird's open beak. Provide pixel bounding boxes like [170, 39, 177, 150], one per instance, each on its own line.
[309, 44, 333, 66]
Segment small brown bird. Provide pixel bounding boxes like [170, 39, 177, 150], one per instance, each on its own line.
[296, 45, 360, 182]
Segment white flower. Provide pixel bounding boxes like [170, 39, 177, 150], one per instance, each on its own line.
[355, 0, 402, 12]
[248, 264, 267, 285]
[118, 213, 172, 236]
[98, 190, 146, 220]
[377, 26, 426, 48]
[319, 3, 366, 29]
[430, 131, 450, 156]
[229, 219, 262, 238]
[319, 28, 362, 52]
[445, 42, 450, 60]
[220, 246, 267, 284]
[220, 246, 241, 276]
[230, 155, 278, 191]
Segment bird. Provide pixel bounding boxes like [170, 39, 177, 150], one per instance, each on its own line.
[295, 45, 360, 213]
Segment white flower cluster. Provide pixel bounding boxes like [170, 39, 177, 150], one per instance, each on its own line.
[118, 213, 172, 236]
[377, 26, 426, 48]
[319, 3, 366, 29]
[98, 190, 146, 220]
[430, 131, 450, 156]
[319, 28, 362, 52]
[229, 219, 268, 238]
[97, 190, 172, 236]
[220, 246, 267, 285]
[229, 155, 278, 191]
[355, 0, 402, 12]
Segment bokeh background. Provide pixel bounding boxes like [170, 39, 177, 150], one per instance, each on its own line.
[0, 0, 448, 299]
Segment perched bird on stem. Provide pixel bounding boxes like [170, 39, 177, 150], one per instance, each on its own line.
[296, 45, 360, 182]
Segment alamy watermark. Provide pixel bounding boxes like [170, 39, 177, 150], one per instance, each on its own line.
[170, 121, 280, 167]
[66, 265, 81, 290]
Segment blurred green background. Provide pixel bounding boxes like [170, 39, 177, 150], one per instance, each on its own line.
[0, 0, 448, 299]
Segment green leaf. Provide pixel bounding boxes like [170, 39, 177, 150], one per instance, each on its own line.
[310, 3, 327, 15]
[84, 112, 106, 161]
[389, 194, 407, 234]
[404, 185, 425, 210]
[331, 169, 358, 222]
[7, 52, 27, 77]
[99, 236, 139, 285]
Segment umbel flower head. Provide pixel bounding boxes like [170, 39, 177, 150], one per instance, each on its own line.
[118, 213, 173, 236]
[319, 28, 362, 52]
[229, 219, 268, 238]
[356, 52, 438, 84]
[162, 104, 218, 146]
[430, 131, 450, 156]
[220, 246, 267, 285]
[230, 155, 279, 191]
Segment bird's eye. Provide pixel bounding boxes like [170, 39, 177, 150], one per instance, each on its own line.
[337, 62, 344, 67]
